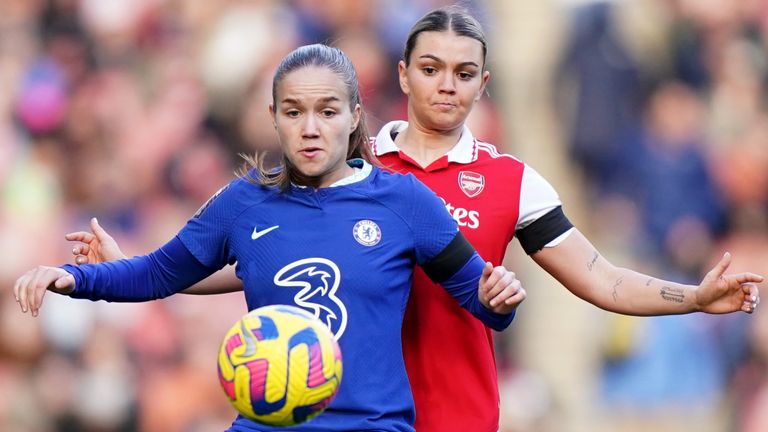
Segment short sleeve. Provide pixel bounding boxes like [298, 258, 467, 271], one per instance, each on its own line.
[517, 164, 563, 230]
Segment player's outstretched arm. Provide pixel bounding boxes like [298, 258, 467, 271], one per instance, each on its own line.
[14, 266, 75, 317]
[532, 229, 762, 315]
[66, 218, 244, 295]
[478, 262, 527, 315]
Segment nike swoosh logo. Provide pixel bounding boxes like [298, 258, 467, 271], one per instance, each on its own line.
[251, 225, 279, 240]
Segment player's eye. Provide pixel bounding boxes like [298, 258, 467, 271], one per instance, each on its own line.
[285, 110, 301, 118]
[457, 72, 475, 80]
[422, 66, 437, 76]
[320, 109, 336, 118]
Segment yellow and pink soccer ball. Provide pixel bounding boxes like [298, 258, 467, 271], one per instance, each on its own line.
[217, 305, 343, 426]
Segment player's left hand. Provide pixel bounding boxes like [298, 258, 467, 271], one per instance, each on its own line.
[695, 252, 763, 314]
[13, 266, 75, 317]
[479, 262, 526, 315]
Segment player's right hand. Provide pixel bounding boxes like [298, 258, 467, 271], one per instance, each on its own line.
[13, 266, 75, 317]
[695, 251, 763, 314]
[66, 217, 127, 264]
[478, 262, 527, 315]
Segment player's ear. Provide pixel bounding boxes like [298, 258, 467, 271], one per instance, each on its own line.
[398, 60, 410, 95]
[268, 104, 277, 129]
[350, 104, 361, 132]
[476, 71, 490, 102]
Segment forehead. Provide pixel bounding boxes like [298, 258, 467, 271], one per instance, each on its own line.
[276, 66, 349, 102]
[411, 31, 484, 64]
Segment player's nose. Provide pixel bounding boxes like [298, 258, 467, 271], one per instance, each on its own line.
[301, 114, 320, 138]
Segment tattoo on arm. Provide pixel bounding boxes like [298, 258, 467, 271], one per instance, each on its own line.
[587, 251, 598, 271]
[646, 278, 654, 287]
[612, 277, 623, 302]
[660, 286, 684, 303]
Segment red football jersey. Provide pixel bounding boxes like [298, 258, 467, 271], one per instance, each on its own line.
[373, 121, 564, 432]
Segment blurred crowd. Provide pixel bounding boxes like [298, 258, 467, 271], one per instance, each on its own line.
[0, 0, 767, 431]
[555, 1, 768, 431]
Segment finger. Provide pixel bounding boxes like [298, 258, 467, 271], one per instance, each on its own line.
[72, 244, 92, 256]
[708, 252, 732, 280]
[17, 272, 32, 313]
[30, 268, 61, 317]
[479, 262, 495, 301]
[75, 255, 88, 265]
[752, 285, 760, 306]
[740, 281, 760, 312]
[27, 268, 47, 316]
[480, 262, 493, 284]
[747, 284, 760, 310]
[742, 300, 754, 314]
[91, 217, 114, 241]
[504, 286, 527, 305]
[741, 283, 760, 301]
[64, 231, 95, 243]
[484, 267, 511, 300]
[13, 275, 22, 303]
[489, 278, 520, 307]
[732, 272, 765, 284]
[32, 280, 47, 317]
[487, 272, 518, 306]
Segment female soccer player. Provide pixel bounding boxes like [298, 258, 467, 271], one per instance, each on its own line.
[63, 7, 763, 432]
[13, 43, 527, 432]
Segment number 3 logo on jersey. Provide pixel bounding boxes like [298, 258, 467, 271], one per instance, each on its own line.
[273, 258, 348, 340]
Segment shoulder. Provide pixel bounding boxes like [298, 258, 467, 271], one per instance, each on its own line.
[468, 140, 560, 197]
[473, 140, 525, 167]
[462, 140, 529, 189]
[369, 166, 425, 192]
[354, 167, 441, 215]
[375, 169, 445, 213]
[192, 173, 275, 219]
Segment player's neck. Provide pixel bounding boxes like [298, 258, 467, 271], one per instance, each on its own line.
[394, 121, 462, 167]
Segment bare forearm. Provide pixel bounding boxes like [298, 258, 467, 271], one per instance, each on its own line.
[583, 261, 698, 315]
[532, 230, 699, 315]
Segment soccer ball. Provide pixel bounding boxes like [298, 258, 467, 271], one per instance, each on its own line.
[217, 305, 343, 426]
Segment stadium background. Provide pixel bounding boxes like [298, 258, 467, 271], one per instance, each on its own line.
[1, 0, 767, 431]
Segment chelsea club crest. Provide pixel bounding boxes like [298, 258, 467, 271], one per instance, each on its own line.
[353, 219, 381, 246]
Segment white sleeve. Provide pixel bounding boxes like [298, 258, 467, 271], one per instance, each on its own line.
[517, 164, 562, 231]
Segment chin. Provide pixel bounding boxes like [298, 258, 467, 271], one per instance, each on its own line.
[296, 168, 323, 179]
[427, 117, 465, 132]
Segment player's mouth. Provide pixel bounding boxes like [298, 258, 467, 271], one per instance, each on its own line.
[432, 102, 457, 111]
[299, 147, 323, 158]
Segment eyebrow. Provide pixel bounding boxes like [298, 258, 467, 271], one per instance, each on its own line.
[280, 96, 342, 105]
[418, 54, 480, 68]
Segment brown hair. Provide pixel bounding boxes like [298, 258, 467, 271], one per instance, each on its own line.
[240, 44, 376, 192]
[403, 6, 488, 69]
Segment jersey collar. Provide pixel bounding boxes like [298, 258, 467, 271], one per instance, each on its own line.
[372, 121, 478, 164]
[331, 159, 372, 186]
[292, 159, 373, 189]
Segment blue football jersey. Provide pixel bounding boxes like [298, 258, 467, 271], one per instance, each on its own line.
[63, 161, 513, 431]
[178, 162, 462, 432]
